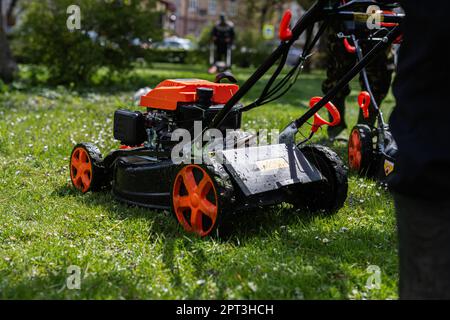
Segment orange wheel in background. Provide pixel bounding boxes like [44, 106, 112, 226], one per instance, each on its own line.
[348, 125, 373, 175]
[349, 129, 363, 171]
[172, 165, 219, 237]
[70, 147, 93, 193]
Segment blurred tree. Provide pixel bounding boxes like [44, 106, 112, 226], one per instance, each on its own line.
[16, 0, 162, 85]
[234, 0, 282, 35]
[259, 0, 283, 34]
[298, 0, 316, 9]
[0, 0, 19, 83]
[237, 0, 316, 37]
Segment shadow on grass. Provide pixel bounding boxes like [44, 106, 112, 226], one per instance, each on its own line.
[1, 214, 397, 299]
[54, 184, 177, 233]
[53, 185, 319, 242]
[51, 155, 396, 299]
[6, 182, 398, 299]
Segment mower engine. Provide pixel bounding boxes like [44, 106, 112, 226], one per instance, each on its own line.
[113, 79, 242, 151]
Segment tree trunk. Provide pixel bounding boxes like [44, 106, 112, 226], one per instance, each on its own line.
[259, 0, 271, 36]
[260, 12, 267, 36]
[6, 0, 18, 25]
[0, 0, 18, 83]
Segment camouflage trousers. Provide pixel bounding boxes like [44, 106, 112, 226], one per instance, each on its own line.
[322, 28, 394, 128]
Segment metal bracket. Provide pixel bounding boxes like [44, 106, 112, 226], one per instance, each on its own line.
[278, 122, 298, 145]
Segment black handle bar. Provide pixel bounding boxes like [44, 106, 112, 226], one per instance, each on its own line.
[205, 0, 403, 137]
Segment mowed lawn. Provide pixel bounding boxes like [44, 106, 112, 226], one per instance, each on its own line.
[0, 63, 398, 299]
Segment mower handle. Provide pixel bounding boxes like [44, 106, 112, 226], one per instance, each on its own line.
[207, 0, 403, 138]
[309, 97, 341, 133]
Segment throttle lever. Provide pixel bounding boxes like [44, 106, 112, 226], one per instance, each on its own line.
[279, 10, 293, 42]
[358, 91, 371, 120]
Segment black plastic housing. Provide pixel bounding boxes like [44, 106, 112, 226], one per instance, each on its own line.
[114, 110, 147, 146]
[112, 155, 177, 209]
[177, 104, 242, 132]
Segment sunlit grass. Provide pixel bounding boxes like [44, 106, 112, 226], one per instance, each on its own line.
[0, 63, 397, 299]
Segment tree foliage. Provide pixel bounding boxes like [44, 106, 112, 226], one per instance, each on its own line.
[16, 0, 162, 84]
[236, 0, 317, 35]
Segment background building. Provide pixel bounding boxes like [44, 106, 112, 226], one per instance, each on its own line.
[171, 0, 240, 37]
[161, 0, 305, 40]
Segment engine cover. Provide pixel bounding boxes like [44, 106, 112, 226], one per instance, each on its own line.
[140, 79, 239, 111]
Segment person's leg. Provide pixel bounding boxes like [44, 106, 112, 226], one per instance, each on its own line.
[359, 46, 394, 127]
[322, 25, 354, 139]
[390, 0, 450, 301]
[216, 43, 226, 63]
[394, 193, 450, 300]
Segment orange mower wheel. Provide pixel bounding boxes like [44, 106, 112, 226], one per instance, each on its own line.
[70, 143, 105, 193]
[348, 125, 373, 175]
[172, 164, 226, 237]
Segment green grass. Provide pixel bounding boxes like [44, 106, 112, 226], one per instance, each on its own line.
[0, 63, 398, 299]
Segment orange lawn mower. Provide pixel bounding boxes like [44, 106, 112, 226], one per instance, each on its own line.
[70, 1, 403, 237]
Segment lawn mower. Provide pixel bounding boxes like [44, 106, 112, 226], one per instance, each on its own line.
[70, 0, 403, 237]
[342, 16, 402, 181]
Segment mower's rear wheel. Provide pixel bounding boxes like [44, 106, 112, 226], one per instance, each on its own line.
[171, 164, 233, 237]
[348, 124, 373, 175]
[292, 145, 348, 214]
[70, 143, 105, 193]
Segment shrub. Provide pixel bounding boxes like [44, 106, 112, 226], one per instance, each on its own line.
[15, 0, 162, 85]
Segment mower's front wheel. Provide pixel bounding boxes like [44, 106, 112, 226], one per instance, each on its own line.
[70, 143, 106, 193]
[171, 164, 234, 237]
[292, 145, 348, 214]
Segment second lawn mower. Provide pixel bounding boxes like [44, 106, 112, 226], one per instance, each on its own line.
[341, 18, 401, 181]
[70, 0, 403, 237]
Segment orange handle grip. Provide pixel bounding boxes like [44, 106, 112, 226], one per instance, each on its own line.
[358, 91, 371, 120]
[279, 10, 293, 42]
[343, 38, 356, 54]
[309, 97, 341, 133]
